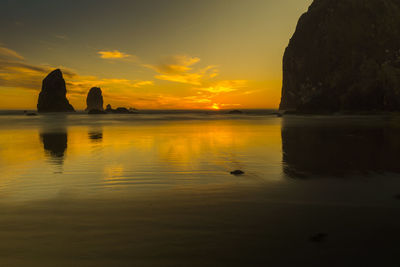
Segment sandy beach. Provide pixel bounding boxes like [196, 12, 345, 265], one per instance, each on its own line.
[0, 113, 400, 266]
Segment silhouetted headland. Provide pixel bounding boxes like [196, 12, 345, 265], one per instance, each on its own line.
[280, 0, 400, 113]
[37, 69, 75, 113]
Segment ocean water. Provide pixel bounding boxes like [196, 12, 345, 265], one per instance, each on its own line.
[0, 111, 282, 201]
[1, 111, 400, 266]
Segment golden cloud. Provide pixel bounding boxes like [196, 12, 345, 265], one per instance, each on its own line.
[183, 95, 212, 104]
[199, 80, 248, 94]
[98, 50, 133, 59]
[0, 59, 76, 91]
[66, 77, 154, 96]
[0, 45, 153, 107]
[148, 55, 200, 74]
[0, 46, 253, 110]
[145, 55, 218, 85]
[0, 46, 24, 60]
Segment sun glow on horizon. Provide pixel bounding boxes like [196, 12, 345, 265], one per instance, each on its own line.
[211, 103, 220, 110]
[0, 0, 313, 110]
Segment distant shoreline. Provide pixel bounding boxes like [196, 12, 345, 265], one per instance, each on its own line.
[0, 109, 279, 115]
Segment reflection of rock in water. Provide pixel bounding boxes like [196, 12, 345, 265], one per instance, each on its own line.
[88, 130, 103, 142]
[282, 119, 400, 178]
[40, 132, 67, 165]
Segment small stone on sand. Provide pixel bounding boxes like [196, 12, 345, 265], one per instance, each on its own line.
[230, 170, 245, 175]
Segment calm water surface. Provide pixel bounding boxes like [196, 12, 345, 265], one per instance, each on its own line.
[1, 113, 400, 266]
[0, 113, 283, 200]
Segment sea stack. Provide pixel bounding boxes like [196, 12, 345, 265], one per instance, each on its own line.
[37, 69, 75, 112]
[86, 87, 104, 111]
[279, 0, 400, 113]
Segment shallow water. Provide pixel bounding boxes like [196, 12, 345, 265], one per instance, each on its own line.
[0, 113, 283, 201]
[1, 112, 400, 266]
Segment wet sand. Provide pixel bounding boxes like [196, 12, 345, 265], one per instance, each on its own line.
[1, 179, 400, 267]
[1, 113, 400, 266]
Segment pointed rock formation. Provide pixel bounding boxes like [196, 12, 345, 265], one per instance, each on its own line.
[280, 0, 400, 113]
[86, 87, 104, 111]
[37, 69, 75, 112]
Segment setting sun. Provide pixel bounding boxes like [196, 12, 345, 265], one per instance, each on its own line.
[0, 1, 313, 110]
[211, 103, 220, 110]
[2, 0, 399, 266]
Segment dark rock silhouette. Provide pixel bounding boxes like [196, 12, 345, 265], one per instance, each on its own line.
[86, 87, 104, 111]
[37, 69, 75, 112]
[230, 170, 245, 176]
[24, 110, 37, 116]
[280, 0, 400, 113]
[106, 104, 112, 112]
[114, 107, 130, 113]
[281, 117, 400, 178]
[105, 104, 137, 114]
[271, 112, 283, 117]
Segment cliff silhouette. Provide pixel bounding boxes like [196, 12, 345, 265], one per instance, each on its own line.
[280, 0, 400, 113]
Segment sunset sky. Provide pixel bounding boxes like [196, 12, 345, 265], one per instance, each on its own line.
[0, 0, 312, 110]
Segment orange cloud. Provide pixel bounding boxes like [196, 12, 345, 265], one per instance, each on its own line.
[148, 55, 200, 73]
[98, 50, 133, 59]
[200, 80, 247, 94]
[66, 77, 154, 97]
[0, 46, 24, 60]
[0, 45, 154, 109]
[145, 55, 218, 85]
[0, 45, 264, 110]
[0, 60, 76, 90]
[183, 95, 212, 104]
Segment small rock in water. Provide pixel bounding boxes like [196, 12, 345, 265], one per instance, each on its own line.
[230, 170, 245, 175]
[114, 107, 130, 114]
[309, 233, 327, 243]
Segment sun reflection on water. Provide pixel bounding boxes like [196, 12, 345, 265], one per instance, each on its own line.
[0, 116, 283, 200]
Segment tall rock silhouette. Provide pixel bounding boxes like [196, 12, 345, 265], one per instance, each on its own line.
[280, 0, 400, 113]
[37, 69, 75, 112]
[86, 87, 104, 111]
